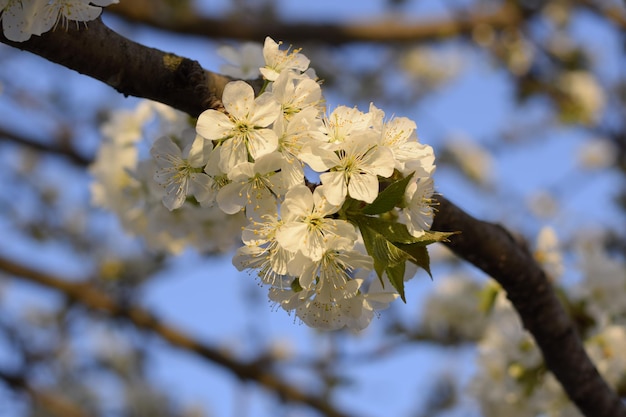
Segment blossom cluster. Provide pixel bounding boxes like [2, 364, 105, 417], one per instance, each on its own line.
[91, 37, 444, 330]
[0, 0, 117, 42]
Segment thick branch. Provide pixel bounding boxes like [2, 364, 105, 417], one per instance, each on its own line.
[0, 256, 352, 417]
[431, 195, 626, 417]
[0, 19, 231, 118]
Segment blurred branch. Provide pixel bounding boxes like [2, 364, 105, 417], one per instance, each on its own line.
[106, 2, 523, 44]
[0, 256, 353, 417]
[431, 195, 626, 417]
[579, 0, 626, 30]
[0, 125, 91, 166]
[0, 367, 90, 417]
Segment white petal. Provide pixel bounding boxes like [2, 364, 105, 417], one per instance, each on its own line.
[347, 173, 378, 203]
[281, 184, 314, 220]
[222, 81, 255, 119]
[250, 92, 281, 127]
[216, 182, 245, 214]
[319, 171, 347, 206]
[196, 110, 234, 140]
[246, 128, 278, 160]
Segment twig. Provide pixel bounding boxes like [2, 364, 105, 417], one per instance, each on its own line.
[0, 367, 90, 417]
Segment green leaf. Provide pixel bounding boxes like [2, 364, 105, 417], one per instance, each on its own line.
[362, 172, 414, 215]
[356, 215, 458, 245]
[410, 230, 460, 246]
[356, 215, 416, 243]
[385, 261, 406, 301]
[395, 243, 432, 278]
[355, 216, 423, 302]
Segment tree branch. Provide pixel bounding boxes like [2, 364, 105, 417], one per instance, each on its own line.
[106, 2, 522, 44]
[431, 195, 626, 417]
[0, 368, 90, 417]
[0, 256, 353, 417]
[0, 125, 91, 166]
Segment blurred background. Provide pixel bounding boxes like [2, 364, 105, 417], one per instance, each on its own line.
[0, 0, 624, 416]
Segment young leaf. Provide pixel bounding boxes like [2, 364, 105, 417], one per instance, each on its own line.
[395, 242, 432, 278]
[362, 172, 414, 215]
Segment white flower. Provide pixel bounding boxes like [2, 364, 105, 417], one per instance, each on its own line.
[234, 214, 292, 287]
[400, 177, 435, 238]
[1, 0, 47, 42]
[216, 152, 286, 218]
[269, 237, 374, 331]
[1, 0, 117, 41]
[270, 70, 322, 124]
[196, 81, 281, 172]
[150, 129, 215, 211]
[274, 106, 321, 188]
[260, 36, 310, 81]
[317, 105, 371, 144]
[36, 0, 118, 32]
[275, 184, 356, 262]
[302, 133, 395, 205]
[370, 104, 436, 176]
[217, 41, 264, 80]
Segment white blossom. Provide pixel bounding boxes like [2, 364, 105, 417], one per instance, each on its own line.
[301, 132, 395, 205]
[260, 36, 310, 81]
[217, 41, 264, 80]
[196, 81, 281, 172]
[276, 184, 355, 262]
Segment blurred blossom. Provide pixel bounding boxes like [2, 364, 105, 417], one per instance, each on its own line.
[400, 46, 461, 86]
[585, 325, 626, 388]
[504, 37, 534, 76]
[470, 293, 545, 417]
[421, 275, 487, 341]
[542, 1, 571, 27]
[556, 71, 605, 125]
[472, 23, 495, 47]
[444, 135, 493, 187]
[268, 338, 294, 360]
[574, 240, 626, 326]
[533, 226, 564, 281]
[217, 41, 264, 80]
[577, 137, 617, 169]
[527, 190, 559, 218]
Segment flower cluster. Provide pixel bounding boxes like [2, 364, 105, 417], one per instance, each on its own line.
[90, 101, 245, 255]
[91, 37, 446, 330]
[0, 0, 117, 42]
